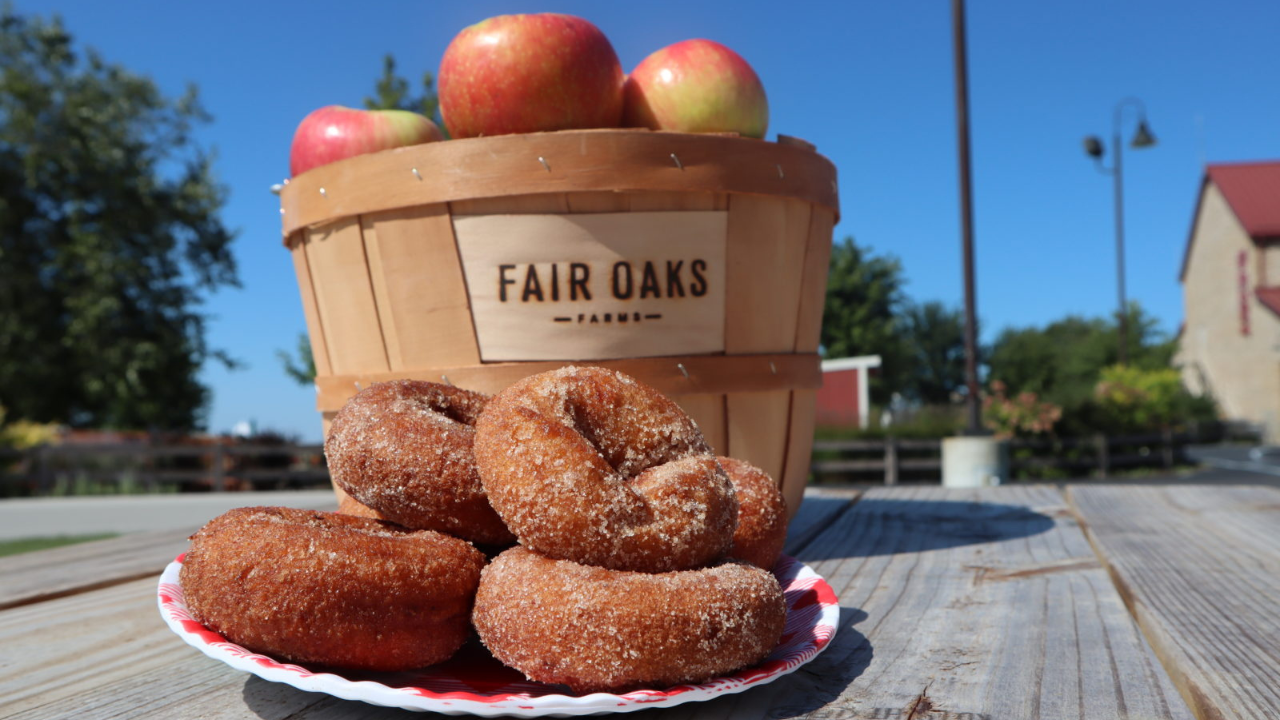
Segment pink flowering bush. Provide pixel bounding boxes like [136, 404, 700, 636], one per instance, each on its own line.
[982, 380, 1063, 438]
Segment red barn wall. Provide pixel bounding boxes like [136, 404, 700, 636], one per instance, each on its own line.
[815, 368, 861, 426]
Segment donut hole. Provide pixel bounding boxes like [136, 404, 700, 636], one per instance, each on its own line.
[411, 394, 482, 427]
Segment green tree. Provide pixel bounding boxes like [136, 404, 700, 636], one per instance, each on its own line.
[0, 8, 237, 430]
[900, 301, 968, 404]
[1093, 364, 1215, 433]
[277, 334, 315, 387]
[821, 237, 911, 403]
[986, 303, 1181, 434]
[364, 54, 440, 124]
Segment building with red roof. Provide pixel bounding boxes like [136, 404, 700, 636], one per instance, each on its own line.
[1176, 161, 1280, 440]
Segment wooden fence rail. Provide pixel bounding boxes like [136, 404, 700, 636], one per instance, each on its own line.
[0, 443, 328, 496]
[812, 429, 1191, 484]
[0, 428, 1227, 495]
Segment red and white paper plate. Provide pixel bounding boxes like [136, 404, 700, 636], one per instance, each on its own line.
[158, 553, 839, 716]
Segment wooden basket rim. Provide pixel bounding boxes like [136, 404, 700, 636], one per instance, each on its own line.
[278, 129, 839, 237]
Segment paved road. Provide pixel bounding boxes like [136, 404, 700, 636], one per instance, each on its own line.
[0, 491, 337, 540]
[1185, 444, 1280, 477]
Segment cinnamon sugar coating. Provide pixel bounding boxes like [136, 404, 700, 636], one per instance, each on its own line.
[336, 493, 387, 520]
[473, 546, 786, 694]
[473, 366, 737, 572]
[180, 506, 485, 671]
[325, 380, 514, 545]
[718, 457, 788, 570]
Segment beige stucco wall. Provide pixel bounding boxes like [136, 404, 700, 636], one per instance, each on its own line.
[1177, 182, 1280, 440]
[1264, 243, 1280, 286]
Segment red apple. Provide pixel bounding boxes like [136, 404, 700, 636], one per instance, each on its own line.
[623, 39, 769, 139]
[439, 13, 624, 139]
[289, 106, 444, 177]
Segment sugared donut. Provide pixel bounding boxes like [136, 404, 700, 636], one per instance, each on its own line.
[180, 506, 485, 671]
[325, 380, 515, 545]
[719, 457, 788, 570]
[473, 366, 737, 572]
[473, 547, 786, 693]
[336, 493, 388, 521]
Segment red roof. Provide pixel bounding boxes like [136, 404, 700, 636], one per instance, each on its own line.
[1257, 287, 1280, 318]
[1180, 160, 1280, 281]
[1206, 161, 1280, 239]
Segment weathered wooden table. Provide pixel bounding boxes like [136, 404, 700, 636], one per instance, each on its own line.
[1, 484, 1277, 719]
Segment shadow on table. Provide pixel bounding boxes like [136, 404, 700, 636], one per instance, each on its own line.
[797, 497, 1056, 562]
[243, 674, 418, 718]
[240, 610, 874, 720]
[759, 606, 872, 720]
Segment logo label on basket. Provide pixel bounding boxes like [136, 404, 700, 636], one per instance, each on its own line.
[453, 211, 727, 361]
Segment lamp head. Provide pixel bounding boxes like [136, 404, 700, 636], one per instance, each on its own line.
[1083, 135, 1105, 159]
[1131, 120, 1157, 149]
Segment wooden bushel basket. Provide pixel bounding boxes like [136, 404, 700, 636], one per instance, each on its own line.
[278, 129, 838, 518]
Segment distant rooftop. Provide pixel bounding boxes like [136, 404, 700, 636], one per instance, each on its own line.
[1206, 161, 1280, 240]
[1180, 160, 1280, 282]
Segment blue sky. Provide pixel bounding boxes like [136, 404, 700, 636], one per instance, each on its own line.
[17, 1, 1280, 440]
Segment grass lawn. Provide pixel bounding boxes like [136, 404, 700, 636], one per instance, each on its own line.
[0, 533, 119, 558]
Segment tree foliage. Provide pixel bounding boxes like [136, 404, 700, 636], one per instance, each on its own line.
[0, 8, 237, 430]
[822, 238, 971, 405]
[985, 303, 1202, 434]
[821, 237, 911, 404]
[1093, 364, 1213, 433]
[900, 301, 968, 404]
[277, 334, 315, 387]
[363, 54, 440, 124]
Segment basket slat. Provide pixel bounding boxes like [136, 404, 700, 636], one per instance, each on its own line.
[280, 130, 837, 236]
[304, 219, 389, 374]
[450, 193, 571, 216]
[289, 235, 332, 378]
[725, 195, 812, 354]
[726, 390, 793, 485]
[795, 207, 837, 352]
[782, 390, 819, 510]
[362, 205, 480, 371]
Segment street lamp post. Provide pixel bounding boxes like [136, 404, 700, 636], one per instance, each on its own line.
[1083, 98, 1157, 366]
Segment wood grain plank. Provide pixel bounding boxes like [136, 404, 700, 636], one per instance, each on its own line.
[784, 486, 858, 556]
[303, 219, 389, 375]
[449, 193, 569, 215]
[625, 191, 725, 212]
[0, 528, 193, 610]
[654, 486, 1196, 720]
[793, 207, 836, 352]
[289, 240, 332, 378]
[565, 191, 630, 213]
[724, 194, 812, 354]
[0, 577, 197, 717]
[361, 204, 480, 371]
[0, 488, 1194, 720]
[780, 389, 818, 518]
[279, 131, 837, 236]
[1069, 484, 1280, 720]
[725, 390, 792, 488]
